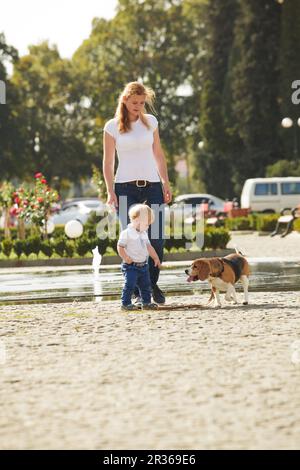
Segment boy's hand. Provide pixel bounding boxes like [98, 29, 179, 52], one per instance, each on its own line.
[124, 256, 133, 264]
[153, 257, 161, 268]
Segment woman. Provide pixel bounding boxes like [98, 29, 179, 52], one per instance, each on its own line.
[103, 81, 172, 304]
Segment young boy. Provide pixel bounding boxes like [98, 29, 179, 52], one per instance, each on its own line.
[117, 204, 161, 311]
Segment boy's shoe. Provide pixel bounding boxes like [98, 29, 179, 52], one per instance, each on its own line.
[142, 302, 159, 310]
[133, 295, 142, 306]
[121, 304, 142, 311]
[152, 285, 165, 304]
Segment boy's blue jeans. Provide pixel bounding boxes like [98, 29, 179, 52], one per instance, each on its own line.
[115, 182, 165, 298]
[121, 262, 152, 306]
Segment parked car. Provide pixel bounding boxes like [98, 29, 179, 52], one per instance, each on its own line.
[169, 193, 225, 214]
[241, 177, 300, 213]
[49, 198, 109, 226]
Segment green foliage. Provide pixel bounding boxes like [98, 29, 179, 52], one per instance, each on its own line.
[294, 218, 300, 232]
[40, 241, 54, 258]
[164, 235, 191, 252]
[53, 237, 67, 257]
[65, 240, 75, 258]
[24, 236, 41, 258]
[2, 239, 13, 257]
[76, 237, 91, 257]
[90, 238, 110, 256]
[204, 228, 231, 250]
[225, 217, 253, 231]
[13, 239, 25, 259]
[266, 160, 300, 177]
[256, 214, 279, 232]
[279, 0, 300, 158]
[225, 213, 279, 232]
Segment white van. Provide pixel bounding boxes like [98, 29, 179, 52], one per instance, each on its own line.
[241, 177, 300, 213]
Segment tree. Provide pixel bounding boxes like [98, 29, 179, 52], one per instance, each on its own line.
[229, 0, 282, 192]
[9, 42, 93, 182]
[198, 0, 238, 198]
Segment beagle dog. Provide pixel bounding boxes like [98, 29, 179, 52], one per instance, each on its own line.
[185, 249, 250, 307]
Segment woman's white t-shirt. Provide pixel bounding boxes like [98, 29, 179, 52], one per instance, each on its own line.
[103, 113, 161, 183]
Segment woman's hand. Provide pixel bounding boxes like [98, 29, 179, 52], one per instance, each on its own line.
[162, 182, 172, 204]
[106, 190, 118, 209]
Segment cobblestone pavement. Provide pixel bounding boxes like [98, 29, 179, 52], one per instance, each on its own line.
[1, 290, 300, 449]
[227, 231, 300, 259]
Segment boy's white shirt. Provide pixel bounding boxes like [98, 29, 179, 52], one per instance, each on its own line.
[118, 223, 151, 263]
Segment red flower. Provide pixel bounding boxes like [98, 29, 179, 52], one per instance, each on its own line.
[41, 178, 47, 184]
[14, 196, 21, 204]
[35, 172, 43, 179]
[10, 207, 17, 216]
[37, 197, 44, 203]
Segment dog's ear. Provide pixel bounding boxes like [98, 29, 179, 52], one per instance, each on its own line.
[194, 260, 210, 281]
[209, 258, 222, 276]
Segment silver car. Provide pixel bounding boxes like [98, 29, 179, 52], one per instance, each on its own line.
[49, 199, 109, 226]
[167, 193, 226, 224]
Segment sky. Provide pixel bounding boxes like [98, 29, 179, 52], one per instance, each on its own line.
[0, 0, 118, 58]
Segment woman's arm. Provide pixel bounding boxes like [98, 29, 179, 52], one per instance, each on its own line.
[103, 131, 118, 207]
[152, 128, 172, 204]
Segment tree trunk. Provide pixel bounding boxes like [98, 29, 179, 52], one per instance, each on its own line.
[4, 207, 11, 239]
[17, 218, 26, 240]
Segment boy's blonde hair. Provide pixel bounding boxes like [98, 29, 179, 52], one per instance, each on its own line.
[129, 204, 155, 224]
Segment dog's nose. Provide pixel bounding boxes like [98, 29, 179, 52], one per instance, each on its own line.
[185, 269, 189, 275]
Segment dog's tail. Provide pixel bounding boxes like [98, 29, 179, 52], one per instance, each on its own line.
[234, 245, 247, 257]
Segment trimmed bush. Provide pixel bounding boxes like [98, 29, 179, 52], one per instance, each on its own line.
[76, 237, 91, 257]
[65, 240, 75, 258]
[22, 236, 41, 258]
[225, 216, 253, 231]
[40, 241, 54, 258]
[53, 237, 67, 257]
[2, 239, 13, 257]
[293, 218, 300, 233]
[90, 237, 109, 256]
[256, 214, 279, 232]
[13, 239, 25, 259]
[205, 228, 231, 250]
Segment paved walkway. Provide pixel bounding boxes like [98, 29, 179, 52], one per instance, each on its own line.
[1, 290, 300, 449]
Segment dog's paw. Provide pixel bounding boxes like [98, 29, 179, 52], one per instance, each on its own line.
[242, 301, 249, 305]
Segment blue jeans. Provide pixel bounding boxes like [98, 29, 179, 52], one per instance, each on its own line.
[115, 182, 165, 296]
[121, 262, 152, 306]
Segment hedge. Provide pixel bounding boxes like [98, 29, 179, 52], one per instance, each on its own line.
[225, 213, 279, 232]
[0, 226, 231, 259]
